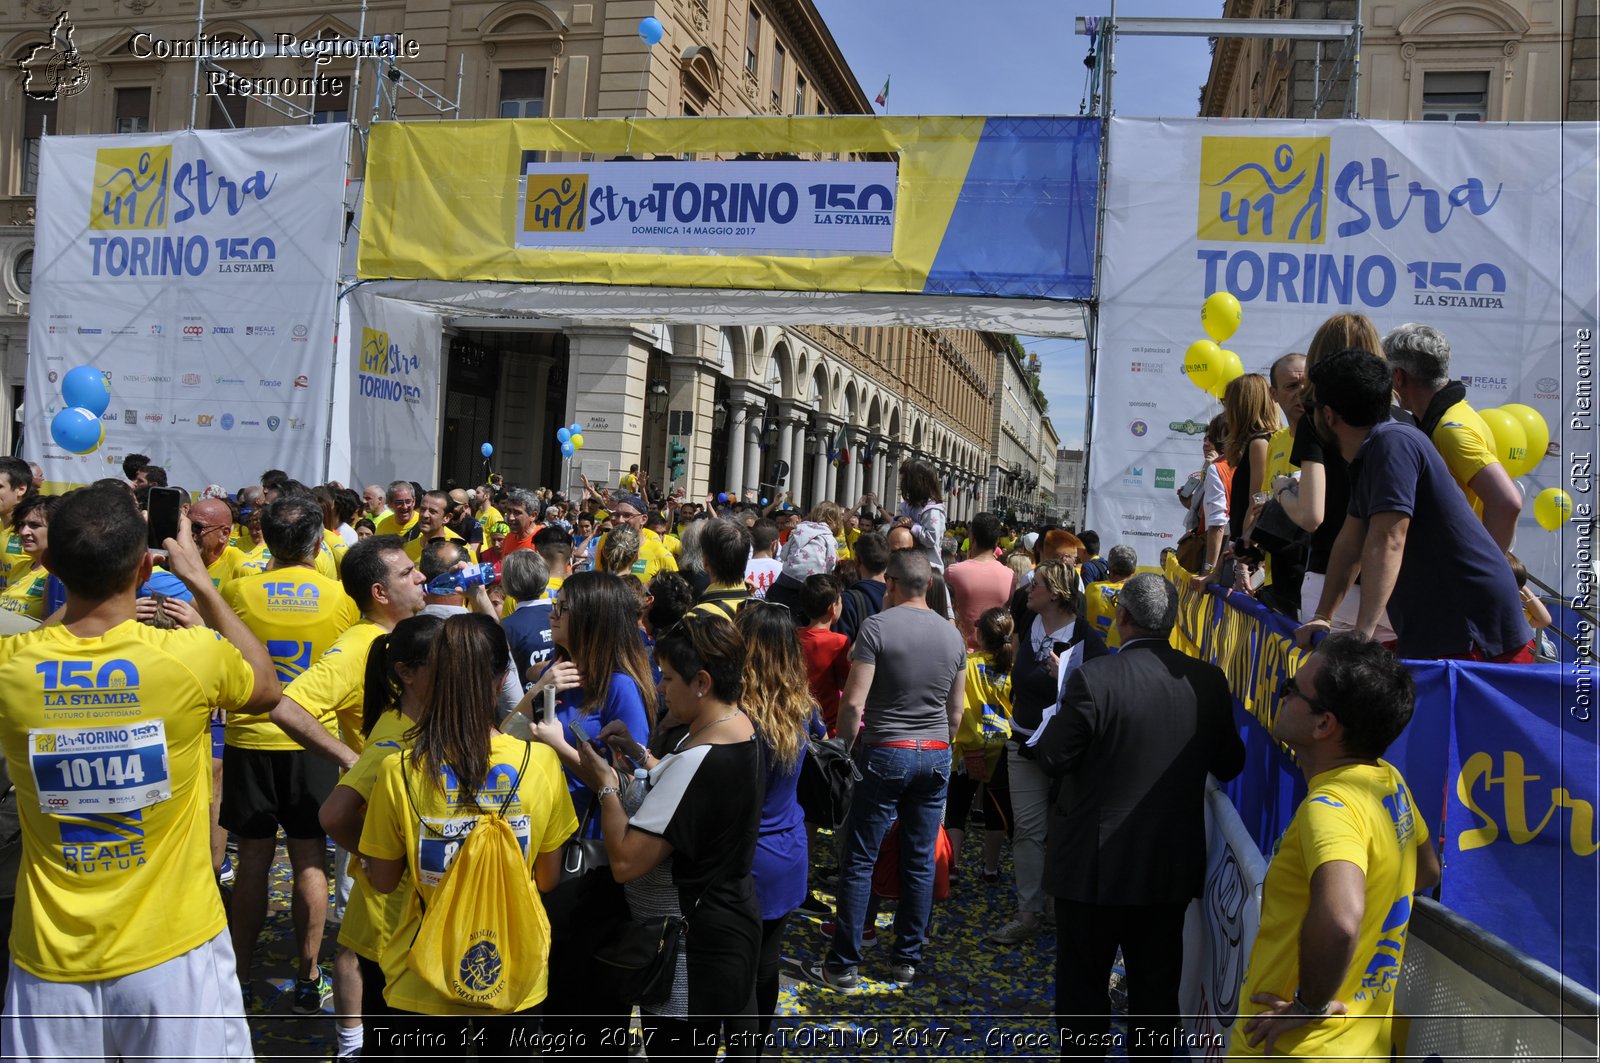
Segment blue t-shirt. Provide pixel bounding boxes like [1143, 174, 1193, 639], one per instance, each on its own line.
[502, 601, 555, 684]
[752, 733, 809, 919]
[556, 671, 652, 835]
[1347, 419, 1531, 658]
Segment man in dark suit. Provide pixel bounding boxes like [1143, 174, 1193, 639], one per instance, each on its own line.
[1032, 573, 1246, 1058]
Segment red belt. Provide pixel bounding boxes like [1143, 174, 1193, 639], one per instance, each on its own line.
[870, 739, 950, 750]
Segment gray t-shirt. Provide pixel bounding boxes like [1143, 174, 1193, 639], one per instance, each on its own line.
[851, 604, 966, 745]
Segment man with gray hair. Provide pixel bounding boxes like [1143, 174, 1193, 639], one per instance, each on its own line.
[1033, 572, 1245, 1054]
[1082, 544, 1137, 648]
[1383, 322, 1522, 551]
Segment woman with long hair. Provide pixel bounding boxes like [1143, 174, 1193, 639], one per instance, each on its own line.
[733, 601, 818, 1041]
[518, 570, 656, 1051]
[358, 614, 576, 1052]
[575, 614, 763, 1059]
[1222, 373, 1282, 542]
[599, 524, 641, 577]
[1279, 312, 1396, 641]
[318, 614, 444, 1046]
[894, 459, 948, 574]
[992, 558, 1108, 947]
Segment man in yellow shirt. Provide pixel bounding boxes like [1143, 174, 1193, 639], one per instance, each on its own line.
[1233, 635, 1441, 1059]
[596, 493, 677, 582]
[0, 485, 277, 1060]
[373, 481, 418, 538]
[401, 490, 472, 564]
[1384, 323, 1521, 551]
[190, 497, 247, 590]
[219, 495, 361, 1014]
[0, 457, 34, 568]
[1082, 545, 1137, 649]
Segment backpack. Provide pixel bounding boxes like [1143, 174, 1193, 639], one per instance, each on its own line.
[401, 743, 547, 1012]
[795, 736, 861, 830]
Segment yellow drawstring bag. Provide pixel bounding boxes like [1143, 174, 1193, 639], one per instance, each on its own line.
[402, 745, 549, 1012]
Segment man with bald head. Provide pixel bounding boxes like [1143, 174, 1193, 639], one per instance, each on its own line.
[362, 485, 387, 522]
[190, 497, 247, 590]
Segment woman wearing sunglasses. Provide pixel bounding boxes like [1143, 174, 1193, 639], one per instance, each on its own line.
[576, 614, 763, 1059]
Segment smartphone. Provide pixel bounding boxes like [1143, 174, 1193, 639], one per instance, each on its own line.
[146, 486, 182, 550]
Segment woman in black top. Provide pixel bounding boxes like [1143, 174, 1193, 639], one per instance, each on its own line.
[577, 613, 762, 1060]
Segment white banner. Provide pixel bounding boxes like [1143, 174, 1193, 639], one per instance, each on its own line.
[1180, 782, 1269, 1056]
[1089, 119, 1598, 598]
[27, 125, 349, 489]
[339, 289, 442, 488]
[516, 160, 898, 254]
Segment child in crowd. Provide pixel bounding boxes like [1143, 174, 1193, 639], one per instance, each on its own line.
[946, 607, 1015, 882]
[797, 574, 851, 737]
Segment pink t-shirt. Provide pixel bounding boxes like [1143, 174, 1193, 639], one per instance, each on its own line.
[944, 556, 1016, 648]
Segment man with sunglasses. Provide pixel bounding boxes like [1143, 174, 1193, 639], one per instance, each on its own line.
[596, 493, 677, 582]
[1234, 634, 1440, 1059]
[189, 497, 247, 590]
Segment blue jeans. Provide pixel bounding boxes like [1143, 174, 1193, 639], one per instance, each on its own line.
[826, 744, 951, 970]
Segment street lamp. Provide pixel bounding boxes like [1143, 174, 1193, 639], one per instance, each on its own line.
[713, 399, 728, 432]
[647, 380, 669, 416]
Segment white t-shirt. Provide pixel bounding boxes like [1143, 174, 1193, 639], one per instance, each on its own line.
[744, 558, 783, 599]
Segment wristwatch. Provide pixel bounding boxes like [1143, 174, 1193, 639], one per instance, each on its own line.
[1291, 987, 1333, 1017]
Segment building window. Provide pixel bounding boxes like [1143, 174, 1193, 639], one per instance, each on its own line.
[209, 83, 247, 129]
[768, 41, 780, 108]
[312, 80, 349, 124]
[746, 7, 760, 75]
[1421, 71, 1488, 122]
[499, 68, 547, 118]
[115, 87, 151, 134]
[12, 250, 32, 296]
[794, 74, 806, 115]
[21, 97, 55, 195]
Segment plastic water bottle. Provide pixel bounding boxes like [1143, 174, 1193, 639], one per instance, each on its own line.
[424, 561, 500, 596]
[633, 767, 650, 797]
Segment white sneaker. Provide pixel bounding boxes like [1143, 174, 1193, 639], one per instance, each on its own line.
[986, 915, 1040, 945]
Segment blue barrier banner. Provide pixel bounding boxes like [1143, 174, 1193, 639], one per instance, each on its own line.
[1443, 665, 1598, 990]
[1166, 560, 1597, 990]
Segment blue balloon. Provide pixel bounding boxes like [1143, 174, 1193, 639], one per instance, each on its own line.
[571, 422, 584, 435]
[561, 441, 575, 458]
[62, 366, 110, 417]
[638, 16, 665, 46]
[761, 497, 768, 506]
[51, 407, 101, 453]
[716, 492, 728, 504]
[480, 442, 494, 458]
[557, 427, 572, 444]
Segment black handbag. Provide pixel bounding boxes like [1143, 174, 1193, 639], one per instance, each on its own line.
[796, 735, 860, 830]
[1248, 497, 1310, 556]
[543, 798, 626, 935]
[593, 913, 686, 1007]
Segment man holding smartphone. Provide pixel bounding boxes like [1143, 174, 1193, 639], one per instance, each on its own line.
[0, 484, 279, 1061]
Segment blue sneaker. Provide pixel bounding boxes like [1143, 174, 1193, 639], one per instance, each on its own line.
[292, 968, 332, 1015]
[217, 855, 236, 887]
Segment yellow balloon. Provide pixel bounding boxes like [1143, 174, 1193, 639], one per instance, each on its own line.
[1499, 403, 1548, 477]
[1534, 487, 1573, 531]
[1201, 291, 1243, 344]
[1478, 407, 1527, 473]
[1184, 340, 1223, 394]
[1213, 349, 1244, 397]
[571, 433, 584, 450]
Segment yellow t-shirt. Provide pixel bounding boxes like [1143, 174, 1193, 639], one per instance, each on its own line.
[360, 733, 578, 1014]
[619, 472, 639, 494]
[1232, 761, 1428, 1061]
[375, 512, 419, 539]
[477, 506, 503, 529]
[597, 530, 679, 582]
[1430, 399, 1497, 517]
[1, 527, 27, 568]
[335, 709, 414, 962]
[954, 651, 1012, 756]
[1259, 425, 1299, 493]
[221, 568, 361, 751]
[1083, 578, 1129, 650]
[282, 619, 387, 756]
[207, 545, 247, 590]
[402, 525, 474, 565]
[0, 621, 255, 980]
[1, 559, 50, 621]
[232, 544, 340, 583]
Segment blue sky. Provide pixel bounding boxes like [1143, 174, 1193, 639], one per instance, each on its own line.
[812, 0, 1218, 446]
